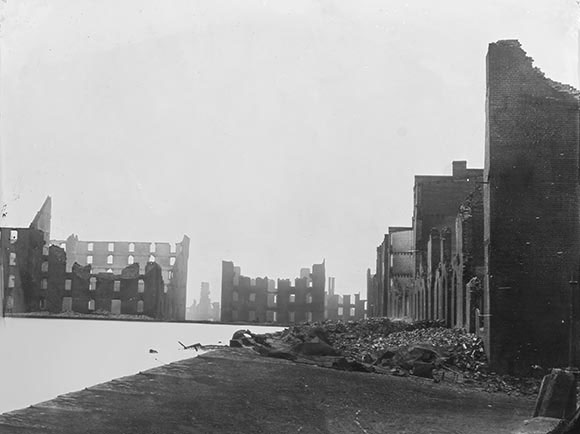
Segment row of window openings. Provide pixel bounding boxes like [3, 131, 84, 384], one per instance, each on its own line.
[232, 293, 313, 304]
[85, 255, 176, 266]
[6, 254, 175, 271]
[63, 299, 145, 314]
[11, 276, 148, 293]
[64, 242, 178, 254]
[337, 307, 357, 317]
[232, 311, 313, 322]
[38, 259, 173, 281]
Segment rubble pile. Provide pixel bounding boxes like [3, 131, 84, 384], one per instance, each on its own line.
[239, 318, 542, 397]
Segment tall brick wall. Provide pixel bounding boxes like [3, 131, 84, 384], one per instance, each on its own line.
[485, 40, 580, 374]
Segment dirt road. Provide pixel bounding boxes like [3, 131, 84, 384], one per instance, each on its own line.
[0, 348, 533, 433]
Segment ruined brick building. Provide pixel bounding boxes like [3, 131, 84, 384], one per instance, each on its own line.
[221, 261, 326, 324]
[368, 227, 413, 318]
[484, 40, 580, 373]
[50, 234, 189, 320]
[368, 162, 483, 324]
[1, 197, 52, 314]
[1, 197, 189, 320]
[325, 276, 367, 321]
[187, 282, 220, 321]
[369, 40, 580, 375]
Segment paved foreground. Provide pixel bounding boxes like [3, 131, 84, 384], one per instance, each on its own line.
[0, 348, 533, 433]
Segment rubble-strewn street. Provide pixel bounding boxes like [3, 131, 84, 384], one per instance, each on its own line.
[235, 318, 543, 397]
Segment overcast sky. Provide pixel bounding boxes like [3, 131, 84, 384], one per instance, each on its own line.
[0, 0, 578, 304]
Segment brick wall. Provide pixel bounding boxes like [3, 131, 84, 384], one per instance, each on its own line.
[485, 40, 580, 374]
[220, 261, 325, 324]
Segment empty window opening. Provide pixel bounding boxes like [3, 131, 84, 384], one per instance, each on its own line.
[87, 242, 94, 252]
[41, 261, 48, 272]
[87, 255, 93, 265]
[107, 255, 113, 265]
[273, 311, 277, 322]
[350, 307, 356, 317]
[149, 255, 155, 262]
[88, 299, 95, 311]
[60, 243, 66, 251]
[289, 294, 296, 303]
[5, 295, 13, 311]
[114, 281, 120, 292]
[111, 299, 121, 315]
[107, 268, 113, 273]
[10, 230, 17, 243]
[41, 279, 48, 290]
[170, 257, 176, 266]
[65, 279, 72, 291]
[306, 294, 313, 304]
[338, 307, 344, 316]
[138, 280, 145, 293]
[108, 243, 114, 252]
[149, 243, 156, 253]
[128, 255, 134, 265]
[170, 243, 177, 253]
[43, 245, 49, 256]
[90, 277, 96, 291]
[129, 243, 135, 252]
[9, 252, 16, 266]
[62, 297, 72, 312]
[8, 275, 15, 288]
[137, 300, 144, 313]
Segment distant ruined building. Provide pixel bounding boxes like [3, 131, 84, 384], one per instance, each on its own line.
[221, 263, 366, 324]
[187, 282, 220, 321]
[1, 197, 189, 321]
[325, 276, 366, 321]
[221, 261, 326, 324]
[369, 40, 580, 375]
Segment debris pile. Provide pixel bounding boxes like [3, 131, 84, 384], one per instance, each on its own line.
[234, 318, 542, 397]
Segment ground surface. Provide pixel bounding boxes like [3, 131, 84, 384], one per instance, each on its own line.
[0, 348, 533, 434]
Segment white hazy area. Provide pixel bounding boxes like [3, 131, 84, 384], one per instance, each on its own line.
[0, 318, 282, 414]
[0, 0, 578, 303]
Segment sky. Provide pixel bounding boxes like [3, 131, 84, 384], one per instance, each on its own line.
[0, 0, 578, 304]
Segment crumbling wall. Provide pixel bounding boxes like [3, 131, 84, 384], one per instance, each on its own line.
[452, 186, 484, 332]
[220, 261, 325, 324]
[410, 162, 482, 324]
[485, 40, 580, 374]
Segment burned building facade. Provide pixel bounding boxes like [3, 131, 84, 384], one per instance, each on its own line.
[1, 197, 52, 314]
[367, 228, 413, 319]
[411, 161, 483, 325]
[187, 282, 220, 321]
[369, 162, 484, 325]
[221, 261, 326, 324]
[370, 40, 580, 375]
[484, 40, 580, 373]
[50, 235, 190, 320]
[325, 277, 367, 321]
[1, 197, 189, 321]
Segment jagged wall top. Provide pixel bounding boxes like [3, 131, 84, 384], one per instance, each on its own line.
[490, 39, 580, 100]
